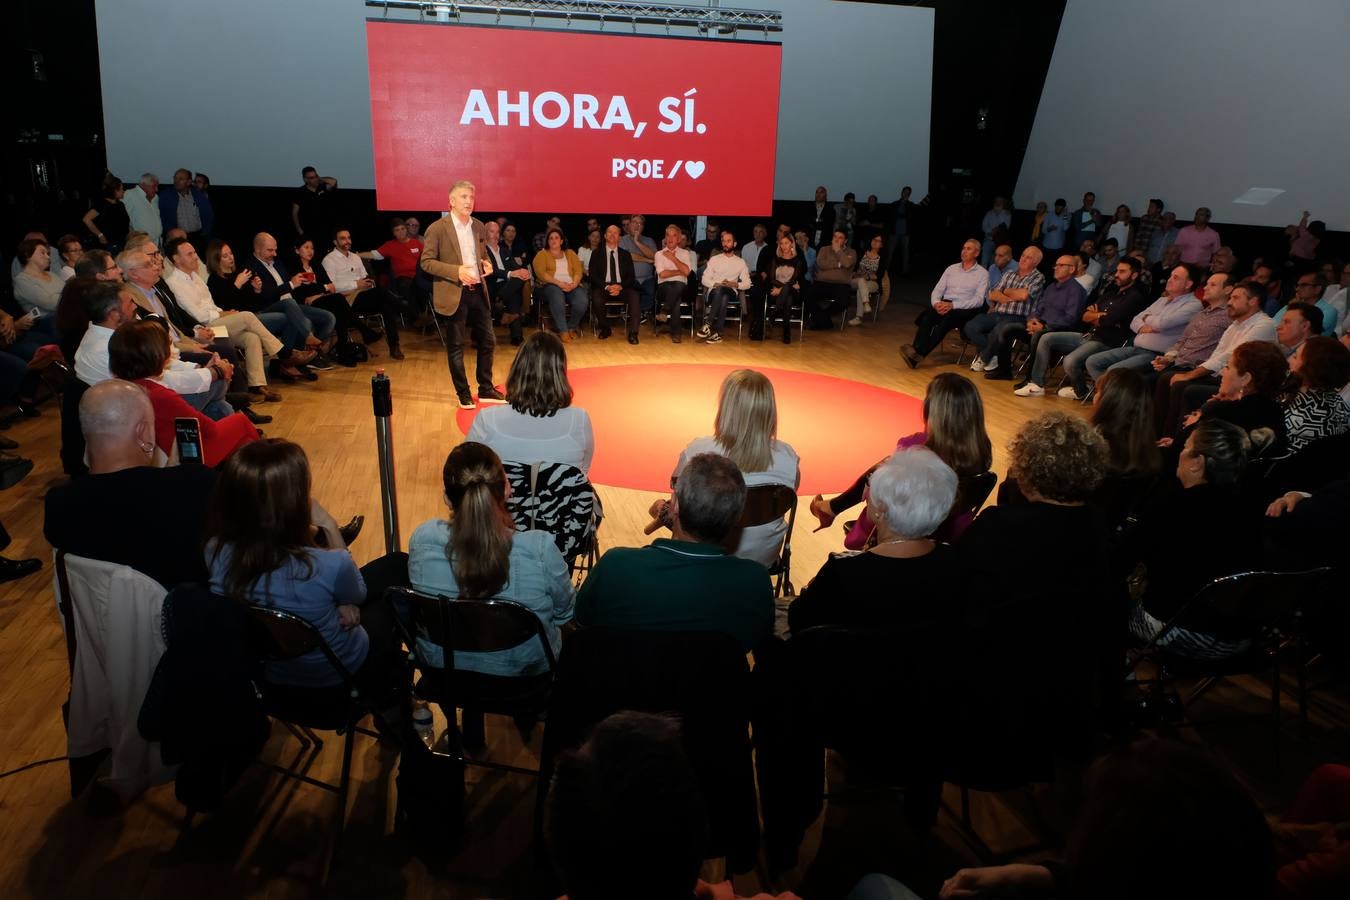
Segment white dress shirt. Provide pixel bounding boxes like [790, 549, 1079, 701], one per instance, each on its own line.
[164, 265, 222, 323]
[929, 261, 989, 310]
[124, 186, 163, 244]
[702, 253, 752, 290]
[741, 241, 768, 272]
[654, 246, 695, 283]
[321, 249, 369, 294]
[1199, 311, 1278, 373]
[452, 214, 480, 279]
[75, 323, 210, 394]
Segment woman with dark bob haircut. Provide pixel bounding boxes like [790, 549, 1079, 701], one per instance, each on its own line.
[1284, 335, 1350, 453]
[108, 320, 258, 467]
[466, 330, 594, 472]
[1174, 339, 1288, 452]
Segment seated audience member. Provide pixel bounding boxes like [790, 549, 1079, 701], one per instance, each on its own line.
[1274, 272, 1340, 337]
[12, 240, 64, 337]
[911, 740, 1273, 900]
[577, 226, 603, 273]
[484, 220, 531, 346]
[811, 372, 993, 547]
[1174, 340, 1288, 452]
[163, 236, 297, 403]
[54, 277, 100, 362]
[108, 321, 258, 467]
[577, 453, 773, 653]
[1088, 369, 1162, 527]
[793, 231, 816, 283]
[75, 282, 234, 421]
[203, 239, 321, 381]
[809, 228, 856, 329]
[1074, 248, 1099, 293]
[952, 414, 1118, 773]
[44, 380, 216, 588]
[287, 236, 362, 367]
[756, 234, 807, 345]
[588, 224, 641, 344]
[789, 447, 960, 635]
[72, 248, 121, 283]
[742, 223, 770, 273]
[1092, 237, 1123, 286]
[986, 242, 1016, 291]
[1123, 419, 1260, 660]
[658, 369, 799, 567]
[653, 225, 695, 342]
[547, 712, 711, 900]
[1084, 265, 1206, 378]
[699, 230, 752, 344]
[206, 439, 400, 695]
[1284, 336, 1350, 454]
[899, 239, 988, 367]
[849, 234, 885, 325]
[1014, 255, 1141, 399]
[54, 234, 83, 282]
[360, 216, 424, 304]
[1156, 280, 1276, 436]
[982, 249, 1074, 382]
[533, 226, 589, 343]
[2, 263, 67, 405]
[407, 441, 574, 674]
[1322, 261, 1350, 337]
[466, 331, 594, 472]
[323, 229, 404, 359]
[248, 232, 337, 353]
[1275, 301, 1322, 360]
[1266, 480, 1350, 571]
[622, 215, 659, 319]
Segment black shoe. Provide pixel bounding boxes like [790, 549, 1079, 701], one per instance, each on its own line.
[983, 368, 1013, 381]
[899, 344, 920, 369]
[671, 330, 681, 343]
[627, 333, 639, 345]
[0, 456, 34, 490]
[478, 387, 507, 404]
[782, 328, 791, 344]
[0, 556, 41, 584]
[597, 326, 612, 340]
[296, 365, 319, 382]
[0, 436, 16, 451]
[308, 355, 336, 371]
[389, 347, 406, 360]
[241, 406, 273, 425]
[339, 515, 364, 546]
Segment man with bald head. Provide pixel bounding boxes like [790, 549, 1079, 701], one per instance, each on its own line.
[248, 232, 337, 354]
[44, 380, 218, 588]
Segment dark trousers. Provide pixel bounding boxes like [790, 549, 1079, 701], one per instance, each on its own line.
[809, 281, 850, 328]
[351, 288, 401, 350]
[312, 294, 362, 345]
[989, 323, 1032, 375]
[438, 286, 496, 401]
[705, 286, 738, 330]
[1156, 366, 1219, 437]
[657, 280, 688, 334]
[591, 285, 640, 336]
[490, 276, 526, 342]
[911, 306, 981, 357]
[354, 552, 409, 702]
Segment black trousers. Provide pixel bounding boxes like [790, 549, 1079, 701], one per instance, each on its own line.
[591, 285, 640, 336]
[490, 276, 526, 342]
[1156, 366, 1219, 437]
[351, 288, 401, 349]
[438, 286, 496, 401]
[911, 306, 981, 357]
[809, 281, 851, 328]
[312, 294, 362, 345]
[657, 280, 689, 334]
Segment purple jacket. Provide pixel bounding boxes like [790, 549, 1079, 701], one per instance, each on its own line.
[1031, 278, 1087, 330]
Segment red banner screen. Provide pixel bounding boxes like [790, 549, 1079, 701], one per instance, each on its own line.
[365, 21, 781, 215]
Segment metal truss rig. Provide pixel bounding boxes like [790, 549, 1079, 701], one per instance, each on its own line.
[364, 0, 783, 35]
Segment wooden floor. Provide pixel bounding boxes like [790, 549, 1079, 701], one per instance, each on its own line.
[1, 280, 1345, 899]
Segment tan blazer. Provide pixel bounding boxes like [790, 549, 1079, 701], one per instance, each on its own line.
[420, 214, 488, 316]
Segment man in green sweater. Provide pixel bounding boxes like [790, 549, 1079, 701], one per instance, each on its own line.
[576, 453, 773, 653]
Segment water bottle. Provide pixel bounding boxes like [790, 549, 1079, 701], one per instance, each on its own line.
[411, 699, 434, 748]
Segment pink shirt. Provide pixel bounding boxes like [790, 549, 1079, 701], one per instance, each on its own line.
[1175, 224, 1221, 266]
[1289, 225, 1320, 261]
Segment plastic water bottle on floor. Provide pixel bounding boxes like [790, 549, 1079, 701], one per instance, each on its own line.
[412, 699, 435, 748]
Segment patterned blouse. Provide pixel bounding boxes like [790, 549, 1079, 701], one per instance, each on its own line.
[1283, 389, 1350, 454]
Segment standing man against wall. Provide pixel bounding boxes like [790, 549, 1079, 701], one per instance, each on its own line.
[421, 181, 506, 410]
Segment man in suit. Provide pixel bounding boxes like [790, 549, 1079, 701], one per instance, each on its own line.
[249, 232, 337, 353]
[421, 180, 505, 409]
[587, 224, 641, 344]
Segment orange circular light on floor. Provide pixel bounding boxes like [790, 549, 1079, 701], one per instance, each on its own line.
[456, 364, 925, 495]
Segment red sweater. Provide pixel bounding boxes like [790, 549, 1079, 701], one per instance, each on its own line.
[134, 378, 258, 468]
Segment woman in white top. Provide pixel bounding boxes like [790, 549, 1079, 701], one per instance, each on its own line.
[668, 369, 800, 567]
[466, 330, 594, 473]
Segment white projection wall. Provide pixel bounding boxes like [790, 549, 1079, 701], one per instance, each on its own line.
[1015, 0, 1350, 230]
[95, 0, 931, 203]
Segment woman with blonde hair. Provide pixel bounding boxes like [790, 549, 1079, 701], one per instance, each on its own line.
[811, 372, 993, 546]
[654, 369, 800, 566]
[466, 330, 594, 472]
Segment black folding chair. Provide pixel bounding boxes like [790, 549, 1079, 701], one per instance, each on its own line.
[1127, 567, 1334, 770]
[242, 604, 382, 883]
[388, 587, 556, 777]
[737, 483, 798, 597]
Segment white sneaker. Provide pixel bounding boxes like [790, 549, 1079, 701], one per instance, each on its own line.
[706, 332, 723, 344]
[1058, 386, 1085, 400]
[987, 356, 998, 370]
[848, 316, 863, 326]
[1014, 383, 1044, 397]
[969, 357, 985, 372]
[863, 302, 873, 314]
[695, 323, 711, 340]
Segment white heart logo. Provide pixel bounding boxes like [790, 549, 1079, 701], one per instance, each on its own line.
[685, 161, 706, 180]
